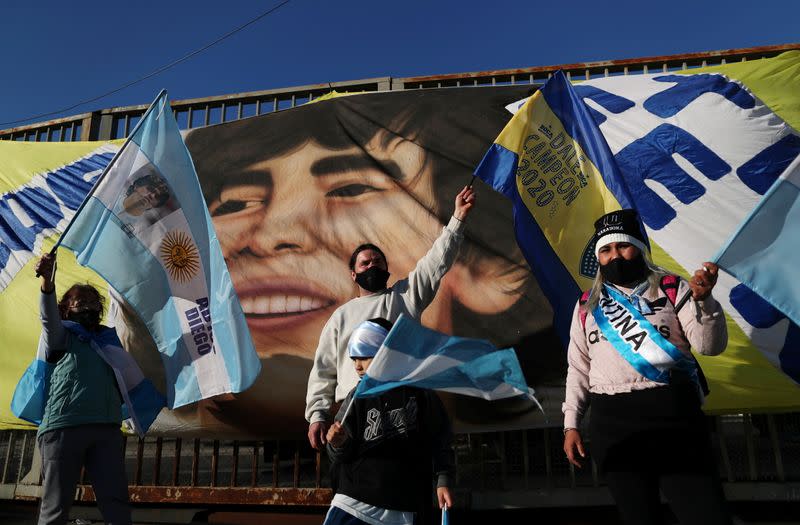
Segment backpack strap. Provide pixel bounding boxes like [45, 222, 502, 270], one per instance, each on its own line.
[659, 274, 679, 306]
[659, 274, 711, 397]
[579, 289, 591, 330]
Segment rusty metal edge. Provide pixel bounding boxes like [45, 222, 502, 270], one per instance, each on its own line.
[75, 485, 333, 506]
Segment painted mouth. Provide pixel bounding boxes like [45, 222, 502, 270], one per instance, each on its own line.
[239, 294, 331, 317]
[234, 280, 338, 332]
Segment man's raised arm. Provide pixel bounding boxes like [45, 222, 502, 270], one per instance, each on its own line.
[404, 186, 476, 314]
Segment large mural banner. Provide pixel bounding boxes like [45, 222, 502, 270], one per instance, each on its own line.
[154, 84, 556, 436]
[1, 52, 799, 438]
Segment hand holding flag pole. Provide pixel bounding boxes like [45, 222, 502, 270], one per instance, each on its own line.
[453, 186, 476, 221]
[674, 263, 720, 314]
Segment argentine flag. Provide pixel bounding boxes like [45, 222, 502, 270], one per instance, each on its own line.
[715, 153, 800, 330]
[355, 315, 538, 406]
[59, 91, 261, 408]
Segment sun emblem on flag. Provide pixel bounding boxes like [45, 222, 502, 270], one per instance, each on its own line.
[160, 230, 200, 283]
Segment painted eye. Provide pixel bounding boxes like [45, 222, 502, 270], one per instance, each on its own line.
[210, 184, 269, 216]
[326, 184, 380, 198]
[211, 199, 265, 216]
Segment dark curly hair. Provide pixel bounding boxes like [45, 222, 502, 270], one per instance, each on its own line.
[57, 284, 105, 320]
[125, 168, 171, 208]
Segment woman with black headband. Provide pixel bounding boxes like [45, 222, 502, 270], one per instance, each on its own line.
[562, 209, 732, 524]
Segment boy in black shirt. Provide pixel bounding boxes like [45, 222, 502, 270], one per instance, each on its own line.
[323, 318, 454, 525]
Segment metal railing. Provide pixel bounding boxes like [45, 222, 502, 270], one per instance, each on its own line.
[1, 412, 798, 508]
[0, 78, 389, 143]
[2, 43, 798, 142]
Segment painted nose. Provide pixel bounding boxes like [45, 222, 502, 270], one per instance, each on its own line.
[248, 213, 313, 257]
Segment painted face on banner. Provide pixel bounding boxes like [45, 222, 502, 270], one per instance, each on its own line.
[149, 87, 556, 436]
[207, 135, 443, 360]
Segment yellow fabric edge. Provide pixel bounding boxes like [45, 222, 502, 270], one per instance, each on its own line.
[675, 50, 800, 132]
[0, 140, 122, 195]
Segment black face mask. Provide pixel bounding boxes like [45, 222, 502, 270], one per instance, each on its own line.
[355, 267, 390, 293]
[599, 253, 648, 286]
[66, 309, 101, 330]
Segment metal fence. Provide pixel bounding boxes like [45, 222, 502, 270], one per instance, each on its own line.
[1, 412, 799, 509]
[2, 43, 798, 142]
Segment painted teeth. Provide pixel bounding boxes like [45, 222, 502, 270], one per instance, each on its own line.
[240, 295, 325, 315]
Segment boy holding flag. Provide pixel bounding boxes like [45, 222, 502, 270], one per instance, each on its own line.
[323, 318, 454, 525]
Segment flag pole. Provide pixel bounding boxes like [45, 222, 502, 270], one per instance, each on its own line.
[673, 289, 692, 314]
[339, 394, 355, 423]
[45, 89, 169, 259]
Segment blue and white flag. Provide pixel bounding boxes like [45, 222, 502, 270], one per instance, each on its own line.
[60, 91, 261, 408]
[714, 153, 800, 329]
[594, 285, 695, 384]
[355, 315, 538, 406]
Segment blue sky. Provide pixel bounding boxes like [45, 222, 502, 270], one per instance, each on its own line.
[1, 0, 797, 128]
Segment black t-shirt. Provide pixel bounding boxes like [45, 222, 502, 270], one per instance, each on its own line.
[327, 386, 453, 513]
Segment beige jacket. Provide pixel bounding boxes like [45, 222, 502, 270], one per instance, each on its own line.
[305, 216, 465, 424]
[562, 277, 727, 429]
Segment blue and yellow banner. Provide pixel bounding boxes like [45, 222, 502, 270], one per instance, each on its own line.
[477, 52, 800, 413]
[475, 70, 640, 340]
[2, 60, 799, 434]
